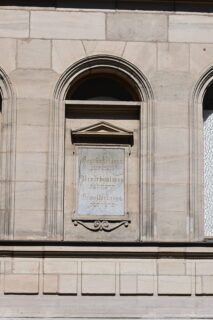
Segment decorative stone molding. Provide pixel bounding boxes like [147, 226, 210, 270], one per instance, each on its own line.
[72, 219, 130, 232]
[0, 67, 16, 240]
[48, 55, 154, 241]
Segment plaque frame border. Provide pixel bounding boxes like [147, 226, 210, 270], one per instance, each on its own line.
[72, 144, 130, 231]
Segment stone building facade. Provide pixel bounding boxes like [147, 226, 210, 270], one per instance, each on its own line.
[1, 0, 213, 318]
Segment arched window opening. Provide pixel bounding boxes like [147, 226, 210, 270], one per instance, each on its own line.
[65, 72, 140, 120]
[67, 74, 139, 101]
[203, 82, 213, 237]
[64, 68, 142, 240]
[48, 56, 153, 241]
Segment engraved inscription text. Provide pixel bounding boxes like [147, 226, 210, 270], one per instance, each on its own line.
[77, 147, 125, 216]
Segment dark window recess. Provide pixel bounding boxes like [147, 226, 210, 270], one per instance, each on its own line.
[203, 83, 213, 110]
[67, 76, 136, 101]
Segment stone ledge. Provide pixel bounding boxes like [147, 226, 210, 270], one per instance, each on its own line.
[1, 244, 213, 258]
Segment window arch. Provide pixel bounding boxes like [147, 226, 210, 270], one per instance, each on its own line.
[190, 67, 213, 240]
[203, 82, 213, 237]
[47, 55, 154, 241]
[0, 67, 16, 240]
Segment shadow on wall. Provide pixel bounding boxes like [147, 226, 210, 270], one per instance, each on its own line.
[1, 0, 213, 13]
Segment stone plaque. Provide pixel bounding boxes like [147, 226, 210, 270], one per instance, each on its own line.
[77, 147, 125, 216]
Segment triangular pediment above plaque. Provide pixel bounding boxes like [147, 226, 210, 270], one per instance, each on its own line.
[71, 122, 134, 145]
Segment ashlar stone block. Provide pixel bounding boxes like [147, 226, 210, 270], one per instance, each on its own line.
[190, 44, 213, 74]
[82, 261, 115, 275]
[52, 40, 85, 74]
[137, 276, 154, 295]
[16, 125, 49, 153]
[158, 260, 186, 275]
[31, 11, 105, 40]
[123, 42, 157, 75]
[155, 101, 188, 128]
[83, 40, 125, 57]
[10, 69, 58, 99]
[196, 261, 213, 276]
[43, 275, 58, 294]
[169, 15, 213, 43]
[15, 182, 46, 211]
[0, 10, 29, 38]
[155, 183, 188, 212]
[0, 39, 16, 73]
[14, 212, 46, 239]
[16, 153, 47, 182]
[107, 13, 167, 41]
[13, 261, 39, 274]
[17, 39, 51, 69]
[120, 261, 155, 275]
[155, 128, 188, 157]
[17, 99, 50, 127]
[202, 276, 213, 295]
[59, 275, 77, 294]
[158, 276, 191, 295]
[120, 275, 137, 295]
[156, 211, 188, 241]
[4, 275, 39, 294]
[158, 43, 189, 72]
[82, 275, 115, 295]
[155, 156, 189, 184]
[44, 260, 77, 274]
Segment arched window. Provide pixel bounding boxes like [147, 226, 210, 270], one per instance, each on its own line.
[0, 67, 16, 240]
[203, 82, 213, 237]
[47, 56, 154, 241]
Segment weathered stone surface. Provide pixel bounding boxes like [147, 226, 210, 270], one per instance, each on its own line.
[155, 183, 188, 212]
[82, 275, 115, 294]
[31, 11, 105, 40]
[120, 275, 137, 294]
[196, 261, 213, 275]
[150, 72, 194, 102]
[15, 182, 46, 210]
[120, 261, 155, 275]
[202, 276, 213, 295]
[43, 275, 58, 294]
[190, 44, 213, 74]
[14, 212, 45, 239]
[16, 153, 47, 182]
[156, 101, 188, 128]
[10, 69, 58, 99]
[17, 99, 50, 127]
[158, 276, 191, 295]
[156, 211, 188, 241]
[16, 125, 49, 153]
[52, 40, 85, 74]
[155, 128, 189, 157]
[82, 261, 115, 275]
[155, 157, 188, 184]
[107, 13, 167, 41]
[158, 260, 185, 275]
[58, 275, 77, 294]
[4, 275, 39, 294]
[17, 39, 51, 69]
[158, 43, 189, 72]
[12, 261, 39, 274]
[0, 38, 16, 72]
[169, 15, 213, 43]
[0, 9, 29, 38]
[44, 260, 77, 274]
[123, 42, 157, 74]
[137, 276, 154, 295]
[83, 40, 125, 57]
